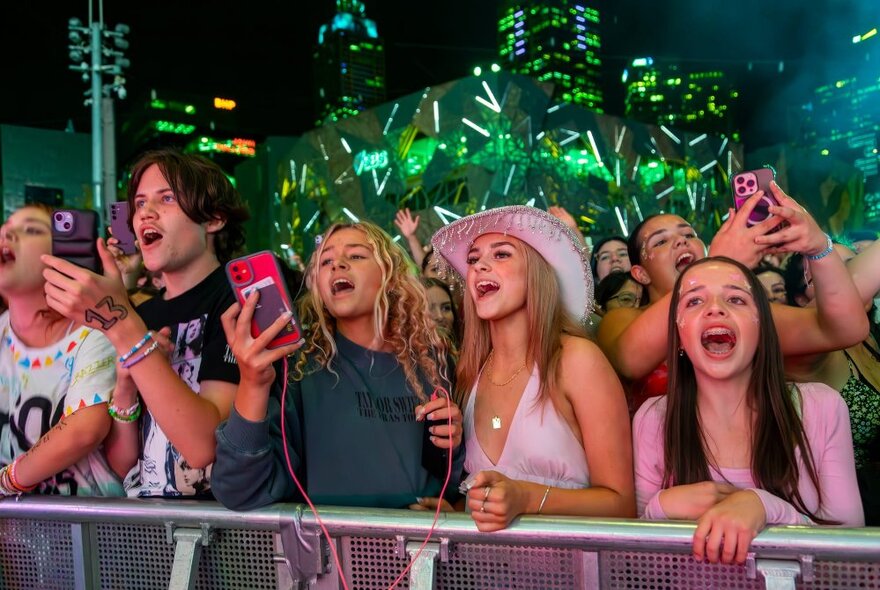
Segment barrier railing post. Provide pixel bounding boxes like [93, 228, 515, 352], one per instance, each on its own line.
[166, 524, 214, 590]
[576, 551, 601, 587]
[71, 522, 99, 590]
[405, 541, 441, 590]
[754, 558, 802, 590]
[279, 517, 332, 588]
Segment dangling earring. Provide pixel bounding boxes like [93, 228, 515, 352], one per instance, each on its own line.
[678, 348, 684, 357]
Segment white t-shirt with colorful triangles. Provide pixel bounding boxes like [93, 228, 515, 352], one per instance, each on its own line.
[0, 311, 123, 496]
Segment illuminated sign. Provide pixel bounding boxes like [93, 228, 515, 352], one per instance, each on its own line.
[195, 136, 256, 157]
[214, 97, 237, 111]
[353, 149, 389, 175]
[154, 120, 196, 135]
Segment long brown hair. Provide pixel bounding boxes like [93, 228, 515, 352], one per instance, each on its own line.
[292, 222, 449, 400]
[663, 256, 828, 522]
[456, 238, 586, 407]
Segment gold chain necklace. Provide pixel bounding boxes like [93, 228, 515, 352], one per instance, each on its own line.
[484, 350, 528, 429]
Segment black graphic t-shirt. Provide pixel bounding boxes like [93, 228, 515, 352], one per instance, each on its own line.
[212, 333, 463, 510]
[124, 266, 239, 497]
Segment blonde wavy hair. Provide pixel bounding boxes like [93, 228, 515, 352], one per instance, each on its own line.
[292, 222, 449, 400]
[456, 238, 586, 407]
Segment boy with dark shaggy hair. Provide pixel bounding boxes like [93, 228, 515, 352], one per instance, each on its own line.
[43, 149, 249, 497]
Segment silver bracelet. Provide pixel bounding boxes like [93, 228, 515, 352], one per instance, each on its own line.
[537, 485, 551, 514]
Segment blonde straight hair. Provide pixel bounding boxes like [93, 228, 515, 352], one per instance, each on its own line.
[293, 222, 449, 400]
[456, 238, 585, 407]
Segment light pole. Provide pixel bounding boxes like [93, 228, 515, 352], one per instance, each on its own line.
[68, 6, 129, 229]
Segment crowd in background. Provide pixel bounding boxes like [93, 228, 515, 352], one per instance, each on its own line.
[0, 148, 877, 567]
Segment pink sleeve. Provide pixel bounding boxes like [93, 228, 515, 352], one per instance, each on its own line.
[748, 488, 812, 525]
[632, 397, 669, 519]
[752, 384, 864, 527]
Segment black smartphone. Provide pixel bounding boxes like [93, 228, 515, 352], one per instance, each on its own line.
[51, 209, 101, 273]
[109, 201, 138, 255]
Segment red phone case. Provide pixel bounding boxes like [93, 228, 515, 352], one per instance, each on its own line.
[110, 202, 138, 255]
[731, 168, 778, 227]
[226, 251, 303, 349]
[51, 209, 101, 273]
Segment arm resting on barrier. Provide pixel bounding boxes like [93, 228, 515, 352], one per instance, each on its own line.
[749, 384, 863, 527]
[466, 338, 635, 531]
[213, 386, 302, 511]
[13, 404, 112, 490]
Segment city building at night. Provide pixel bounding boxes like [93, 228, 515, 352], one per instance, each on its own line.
[313, 0, 386, 125]
[794, 30, 880, 224]
[623, 57, 740, 139]
[118, 88, 258, 181]
[497, 0, 604, 112]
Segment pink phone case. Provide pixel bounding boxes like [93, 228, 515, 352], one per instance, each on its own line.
[731, 168, 778, 227]
[226, 251, 303, 349]
[110, 202, 138, 255]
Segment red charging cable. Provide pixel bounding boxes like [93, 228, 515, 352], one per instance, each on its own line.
[280, 361, 455, 590]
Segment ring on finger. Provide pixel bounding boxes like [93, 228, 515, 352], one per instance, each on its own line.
[480, 499, 486, 513]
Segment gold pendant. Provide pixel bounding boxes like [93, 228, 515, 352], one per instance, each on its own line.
[491, 415, 502, 430]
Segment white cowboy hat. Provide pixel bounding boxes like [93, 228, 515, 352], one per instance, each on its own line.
[431, 206, 593, 323]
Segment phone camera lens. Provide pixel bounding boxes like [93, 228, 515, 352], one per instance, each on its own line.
[234, 274, 242, 281]
[747, 179, 755, 187]
[63, 222, 71, 230]
[735, 177, 744, 184]
[55, 213, 63, 221]
[737, 186, 745, 194]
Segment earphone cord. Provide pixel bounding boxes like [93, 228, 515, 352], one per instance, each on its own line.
[280, 361, 454, 590]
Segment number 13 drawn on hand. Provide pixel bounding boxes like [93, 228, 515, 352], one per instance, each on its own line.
[84, 296, 129, 331]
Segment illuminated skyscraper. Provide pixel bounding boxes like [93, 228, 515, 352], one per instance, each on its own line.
[498, 1, 603, 112]
[314, 1, 386, 124]
[623, 58, 740, 139]
[795, 29, 880, 223]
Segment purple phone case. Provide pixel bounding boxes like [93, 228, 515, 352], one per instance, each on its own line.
[110, 202, 138, 255]
[51, 209, 101, 273]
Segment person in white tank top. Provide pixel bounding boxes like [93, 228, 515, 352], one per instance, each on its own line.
[430, 206, 635, 531]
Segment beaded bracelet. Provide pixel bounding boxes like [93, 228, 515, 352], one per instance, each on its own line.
[119, 332, 154, 364]
[121, 340, 160, 369]
[0, 466, 17, 496]
[537, 485, 551, 514]
[7, 459, 35, 493]
[806, 234, 834, 261]
[108, 401, 142, 423]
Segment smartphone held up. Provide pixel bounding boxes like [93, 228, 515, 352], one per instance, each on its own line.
[51, 209, 102, 273]
[731, 168, 779, 227]
[226, 251, 304, 349]
[109, 201, 138, 255]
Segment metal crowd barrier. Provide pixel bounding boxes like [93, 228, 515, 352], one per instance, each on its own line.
[0, 496, 878, 590]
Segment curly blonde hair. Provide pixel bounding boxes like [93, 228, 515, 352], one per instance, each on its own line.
[292, 222, 449, 400]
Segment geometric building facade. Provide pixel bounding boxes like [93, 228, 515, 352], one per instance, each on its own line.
[241, 73, 743, 258]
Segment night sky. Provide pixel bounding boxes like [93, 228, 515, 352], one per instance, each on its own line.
[2, 0, 876, 149]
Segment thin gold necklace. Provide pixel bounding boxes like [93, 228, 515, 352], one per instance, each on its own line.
[484, 350, 528, 430]
[486, 350, 528, 386]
